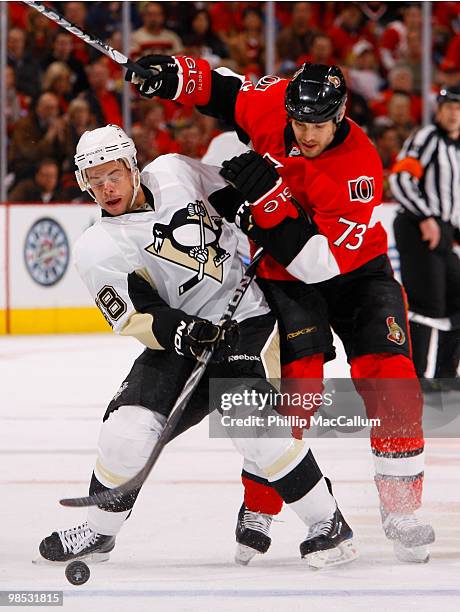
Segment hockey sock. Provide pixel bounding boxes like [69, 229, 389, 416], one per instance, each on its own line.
[269, 449, 336, 526]
[351, 353, 425, 513]
[87, 404, 166, 536]
[87, 472, 139, 536]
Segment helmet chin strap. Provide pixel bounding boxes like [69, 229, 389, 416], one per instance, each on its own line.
[127, 167, 141, 211]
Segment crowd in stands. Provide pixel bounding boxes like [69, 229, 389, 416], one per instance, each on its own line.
[5, 1, 460, 203]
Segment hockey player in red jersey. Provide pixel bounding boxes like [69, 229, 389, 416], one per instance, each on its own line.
[127, 57, 435, 563]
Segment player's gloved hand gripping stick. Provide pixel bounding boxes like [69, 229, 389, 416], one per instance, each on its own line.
[60, 250, 264, 508]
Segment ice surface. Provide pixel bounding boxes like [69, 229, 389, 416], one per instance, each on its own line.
[0, 334, 459, 612]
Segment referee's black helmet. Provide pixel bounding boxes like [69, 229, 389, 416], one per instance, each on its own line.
[437, 85, 460, 105]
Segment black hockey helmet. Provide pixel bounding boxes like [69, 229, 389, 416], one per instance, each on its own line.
[437, 85, 460, 105]
[285, 63, 347, 124]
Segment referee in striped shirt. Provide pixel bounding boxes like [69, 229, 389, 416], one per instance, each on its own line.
[390, 85, 460, 388]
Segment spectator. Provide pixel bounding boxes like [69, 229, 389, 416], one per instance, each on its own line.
[6, 64, 28, 136]
[82, 61, 123, 127]
[86, 2, 141, 40]
[62, 99, 94, 157]
[25, 8, 55, 65]
[42, 32, 89, 96]
[182, 9, 229, 67]
[340, 64, 374, 131]
[8, 92, 67, 182]
[132, 100, 178, 168]
[386, 92, 416, 146]
[98, 31, 125, 93]
[297, 33, 336, 67]
[42, 62, 73, 114]
[62, 2, 91, 64]
[131, 1, 183, 58]
[372, 124, 400, 200]
[433, 2, 460, 46]
[7, 27, 41, 99]
[276, 2, 319, 66]
[347, 40, 383, 101]
[8, 159, 63, 203]
[370, 66, 422, 124]
[327, 3, 375, 62]
[360, 2, 400, 37]
[399, 29, 423, 93]
[161, 1, 199, 39]
[228, 7, 265, 78]
[439, 33, 460, 75]
[380, 3, 422, 72]
[8, 2, 29, 29]
[209, 2, 246, 46]
[60, 99, 95, 201]
[174, 123, 206, 159]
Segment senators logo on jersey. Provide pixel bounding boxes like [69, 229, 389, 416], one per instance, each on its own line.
[348, 176, 375, 203]
[145, 201, 230, 295]
[386, 316, 406, 346]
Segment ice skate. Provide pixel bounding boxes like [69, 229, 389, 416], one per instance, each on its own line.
[235, 503, 272, 566]
[300, 507, 358, 569]
[37, 521, 115, 564]
[382, 510, 435, 563]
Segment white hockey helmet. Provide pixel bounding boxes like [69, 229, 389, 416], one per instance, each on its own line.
[75, 124, 140, 207]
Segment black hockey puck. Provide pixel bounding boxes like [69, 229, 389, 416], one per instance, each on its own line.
[65, 560, 90, 585]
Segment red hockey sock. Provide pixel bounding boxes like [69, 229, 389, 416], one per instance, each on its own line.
[351, 353, 424, 512]
[242, 475, 283, 515]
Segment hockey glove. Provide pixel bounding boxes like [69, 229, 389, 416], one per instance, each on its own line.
[220, 151, 299, 229]
[125, 55, 212, 105]
[173, 317, 239, 362]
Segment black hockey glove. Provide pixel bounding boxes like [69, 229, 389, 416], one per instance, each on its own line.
[220, 151, 280, 203]
[173, 317, 239, 362]
[220, 151, 299, 229]
[125, 55, 212, 105]
[125, 55, 179, 99]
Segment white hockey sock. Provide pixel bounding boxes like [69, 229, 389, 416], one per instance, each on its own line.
[86, 404, 166, 537]
[87, 506, 130, 536]
[288, 478, 336, 526]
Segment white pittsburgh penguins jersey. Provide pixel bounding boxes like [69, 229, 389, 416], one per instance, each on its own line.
[74, 154, 269, 350]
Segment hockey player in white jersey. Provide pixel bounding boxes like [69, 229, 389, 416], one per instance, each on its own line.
[38, 125, 357, 569]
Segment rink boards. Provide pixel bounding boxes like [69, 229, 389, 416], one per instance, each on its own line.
[0, 202, 400, 334]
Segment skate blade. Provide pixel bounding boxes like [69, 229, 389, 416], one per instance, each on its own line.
[32, 552, 111, 565]
[235, 544, 259, 566]
[393, 541, 430, 563]
[303, 539, 358, 569]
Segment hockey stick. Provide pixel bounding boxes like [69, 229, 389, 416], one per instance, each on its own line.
[408, 311, 452, 332]
[60, 249, 264, 507]
[22, 1, 157, 81]
[179, 204, 207, 295]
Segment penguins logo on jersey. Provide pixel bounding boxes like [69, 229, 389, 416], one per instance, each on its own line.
[145, 201, 230, 294]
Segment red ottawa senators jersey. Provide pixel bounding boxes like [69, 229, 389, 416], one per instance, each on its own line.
[233, 76, 387, 281]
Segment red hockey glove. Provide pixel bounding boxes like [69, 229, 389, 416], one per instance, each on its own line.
[125, 55, 211, 106]
[220, 151, 298, 229]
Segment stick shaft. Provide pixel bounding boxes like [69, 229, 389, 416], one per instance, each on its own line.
[60, 250, 264, 507]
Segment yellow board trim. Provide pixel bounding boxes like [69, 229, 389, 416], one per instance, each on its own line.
[0, 310, 6, 335]
[0, 307, 111, 334]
